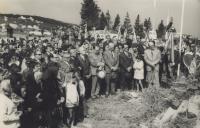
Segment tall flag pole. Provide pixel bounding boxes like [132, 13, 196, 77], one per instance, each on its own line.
[165, 10, 170, 40]
[153, 0, 157, 30]
[78, 27, 81, 40]
[133, 28, 137, 43]
[171, 33, 175, 65]
[84, 23, 88, 39]
[153, 0, 157, 9]
[92, 27, 97, 41]
[117, 25, 121, 40]
[177, 0, 185, 78]
[124, 29, 127, 39]
[104, 26, 108, 34]
[166, 9, 169, 25]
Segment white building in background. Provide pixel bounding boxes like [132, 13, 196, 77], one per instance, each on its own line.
[27, 25, 33, 29]
[33, 25, 40, 30]
[29, 17, 34, 22]
[9, 23, 18, 29]
[0, 23, 6, 32]
[21, 25, 26, 29]
[19, 16, 26, 20]
[29, 31, 42, 36]
[4, 16, 8, 22]
[43, 31, 52, 36]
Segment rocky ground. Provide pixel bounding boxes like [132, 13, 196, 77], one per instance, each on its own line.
[71, 77, 200, 128]
[74, 91, 151, 128]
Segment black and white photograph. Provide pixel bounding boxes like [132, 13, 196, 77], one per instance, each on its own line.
[0, 0, 200, 127]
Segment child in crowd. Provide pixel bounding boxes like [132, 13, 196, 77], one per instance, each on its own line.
[133, 54, 144, 92]
[64, 75, 79, 128]
[64, 73, 86, 128]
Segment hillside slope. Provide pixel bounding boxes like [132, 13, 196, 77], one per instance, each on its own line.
[0, 13, 76, 31]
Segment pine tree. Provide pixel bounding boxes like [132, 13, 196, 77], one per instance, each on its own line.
[105, 10, 111, 30]
[144, 18, 148, 32]
[144, 17, 152, 32]
[134, 14, 144, 38]
[147, 17, 152, 31]
[139, 24, 145, 38]
[113, 14, 120, 31]
[134, 14, 140, 36]
[98, 12, 107, 30]
[80, 0, 101, 30]
[123, 12, 132, 33]
[156, 20, 166, 39]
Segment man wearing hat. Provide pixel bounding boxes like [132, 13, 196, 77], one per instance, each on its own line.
[144, 41, 161, 88]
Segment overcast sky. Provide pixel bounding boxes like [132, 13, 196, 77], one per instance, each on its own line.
[0, 0, 200, 38]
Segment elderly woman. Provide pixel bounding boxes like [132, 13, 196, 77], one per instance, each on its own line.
[0, 79, 21, 128]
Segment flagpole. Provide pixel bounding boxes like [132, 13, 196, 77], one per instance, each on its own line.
[117, 25, 121, 40]
[177, 0, 185, 78]
[153, 0, 157, 30]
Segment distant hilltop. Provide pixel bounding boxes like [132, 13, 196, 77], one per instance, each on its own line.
[0, 13, 77, 31]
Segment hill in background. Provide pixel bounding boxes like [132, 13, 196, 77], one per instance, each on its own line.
[0, 13, 77, 31]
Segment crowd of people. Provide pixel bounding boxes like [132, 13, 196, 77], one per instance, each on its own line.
[0, 27, 195, 128]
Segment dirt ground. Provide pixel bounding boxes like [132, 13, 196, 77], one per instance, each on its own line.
[75, 91, 148, 128]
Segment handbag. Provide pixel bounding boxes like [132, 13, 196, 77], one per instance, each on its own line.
[124, 71, 132, 79]
[97, 66, 106, 79]
[111, 71, 118, 79]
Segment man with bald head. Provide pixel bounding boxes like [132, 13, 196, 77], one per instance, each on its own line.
[104, 43, 119, 96]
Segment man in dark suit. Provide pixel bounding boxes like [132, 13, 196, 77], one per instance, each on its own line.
[76, 46, 91, 99]
[104, 43, 119, 96]
[119, 44, 133, 91]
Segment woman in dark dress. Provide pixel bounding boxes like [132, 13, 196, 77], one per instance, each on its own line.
[42, 61, 64, 128]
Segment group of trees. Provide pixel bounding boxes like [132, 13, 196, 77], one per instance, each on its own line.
[80, 0, 172, 39]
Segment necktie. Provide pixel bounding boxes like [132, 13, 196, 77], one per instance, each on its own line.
[112, 52, 114, 58]
[81, 55, 85, 61]
[151, 50, 153, 60]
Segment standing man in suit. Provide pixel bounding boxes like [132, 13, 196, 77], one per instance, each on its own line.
[77, 47, 91, 99]
[119, 44, 133, 91]
[144, 41, 161, 88]
[104, 43, 119, 96]
[89, 45, 105, 98]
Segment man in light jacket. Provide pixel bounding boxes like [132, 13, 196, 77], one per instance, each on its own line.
[89, 45, 105, 98]
[144, 41, 161, 88]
